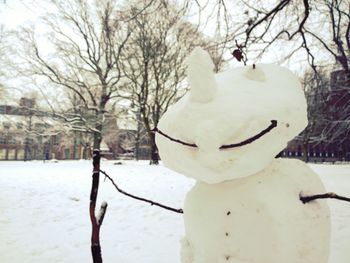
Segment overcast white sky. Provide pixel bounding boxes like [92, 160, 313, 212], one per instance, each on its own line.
[0, 0, 315, 71]
[0, 0, 333, 102]
[0, 0, 38, 29]
[0, 0, 313, 108]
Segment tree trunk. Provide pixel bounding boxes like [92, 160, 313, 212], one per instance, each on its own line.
[302, 142, 309, 162]
[83, 143, 90, 159]
[24, 115, 33, 161]
[135, 137, 140, 161]
[93, 128, 102, 150]
[73, 131, 78, 159]
[149, 131, 159, 165]
[90, 149, 103, 263]
[89, 116, 105, 262]
[135, 111, 141, 161]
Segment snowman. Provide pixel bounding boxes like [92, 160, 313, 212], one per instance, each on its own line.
[155, 47, 330, 263]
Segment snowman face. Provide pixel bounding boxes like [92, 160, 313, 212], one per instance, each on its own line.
[155, 48, 307, 184]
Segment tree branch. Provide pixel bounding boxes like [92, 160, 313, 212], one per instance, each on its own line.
[243, 0, 291, 47]
[99, 169, 183, 214]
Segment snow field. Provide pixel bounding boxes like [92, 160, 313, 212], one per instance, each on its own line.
[0, 160, 349, 263]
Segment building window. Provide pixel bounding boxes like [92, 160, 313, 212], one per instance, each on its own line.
[25, 138, 33, 145]
[51, 135, 59, 145]
[64, 149, 70, 159]
[8, 138, 16, 144]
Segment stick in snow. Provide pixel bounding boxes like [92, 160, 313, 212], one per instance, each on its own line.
[90, 150, 108, 263]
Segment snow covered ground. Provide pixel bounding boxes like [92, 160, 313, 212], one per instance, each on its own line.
[0, 160, 349, 263]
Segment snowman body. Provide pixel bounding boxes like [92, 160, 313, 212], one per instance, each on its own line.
[181, 159, 329, 263]
[155, 48, 330, 263]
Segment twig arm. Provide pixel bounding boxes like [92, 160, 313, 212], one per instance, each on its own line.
[300, 192, 350, 204]
[100, 169, 183, 214]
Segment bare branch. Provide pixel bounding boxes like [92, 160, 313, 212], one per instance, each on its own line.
[300, 192, 350, 204]
[100, 169, 183, 214]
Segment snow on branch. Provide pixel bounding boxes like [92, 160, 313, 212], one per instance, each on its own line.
[96, 201, 108, 226]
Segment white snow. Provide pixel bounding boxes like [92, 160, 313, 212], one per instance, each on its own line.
[156, 52, 308, 183]
[187, 47, 217, 103]
[182, 159, 330, 263]
[0, 160, 349, 263]
[156, 47, 330, 262]
[0, 160, 191, 263]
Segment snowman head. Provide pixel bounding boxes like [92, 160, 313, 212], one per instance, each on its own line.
[155, 47, 307, 184]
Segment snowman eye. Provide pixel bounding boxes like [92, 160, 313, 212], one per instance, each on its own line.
[153, 120, 278, 150]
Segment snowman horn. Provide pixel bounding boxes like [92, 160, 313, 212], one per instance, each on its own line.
[186, 47, 217, 103]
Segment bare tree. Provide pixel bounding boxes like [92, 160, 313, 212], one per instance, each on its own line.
[14, 0, 130, 149]
[197, 1, 347, 69]
[294, 70, 330, 161]
[196, 0, 350, 160]
[12, 1, 132, 262]
[122, 0, 224, 164]
[228, 1, 347, 72]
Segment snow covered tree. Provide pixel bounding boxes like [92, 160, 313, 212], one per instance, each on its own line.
[14, 0, 130, 151]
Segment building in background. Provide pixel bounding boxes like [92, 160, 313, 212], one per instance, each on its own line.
[0, 97, 115, 160]
[111, 128, 151, 160]
[0, 115, 115, 161]
[282, 69, 350, 162]
[2, 70, 349, 162]
[0, 104, 63, 161]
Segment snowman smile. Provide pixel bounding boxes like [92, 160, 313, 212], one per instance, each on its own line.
[154, 120, 277, 150]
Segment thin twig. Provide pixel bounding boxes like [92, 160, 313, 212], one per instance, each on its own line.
[232, 40, 247, 65]
[151, 127, 197, 148]
[300, 192, 350, 204]
[153, 120, 277, 150]
[100, 169, 184, 214]
[220, 120, 277, 149]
